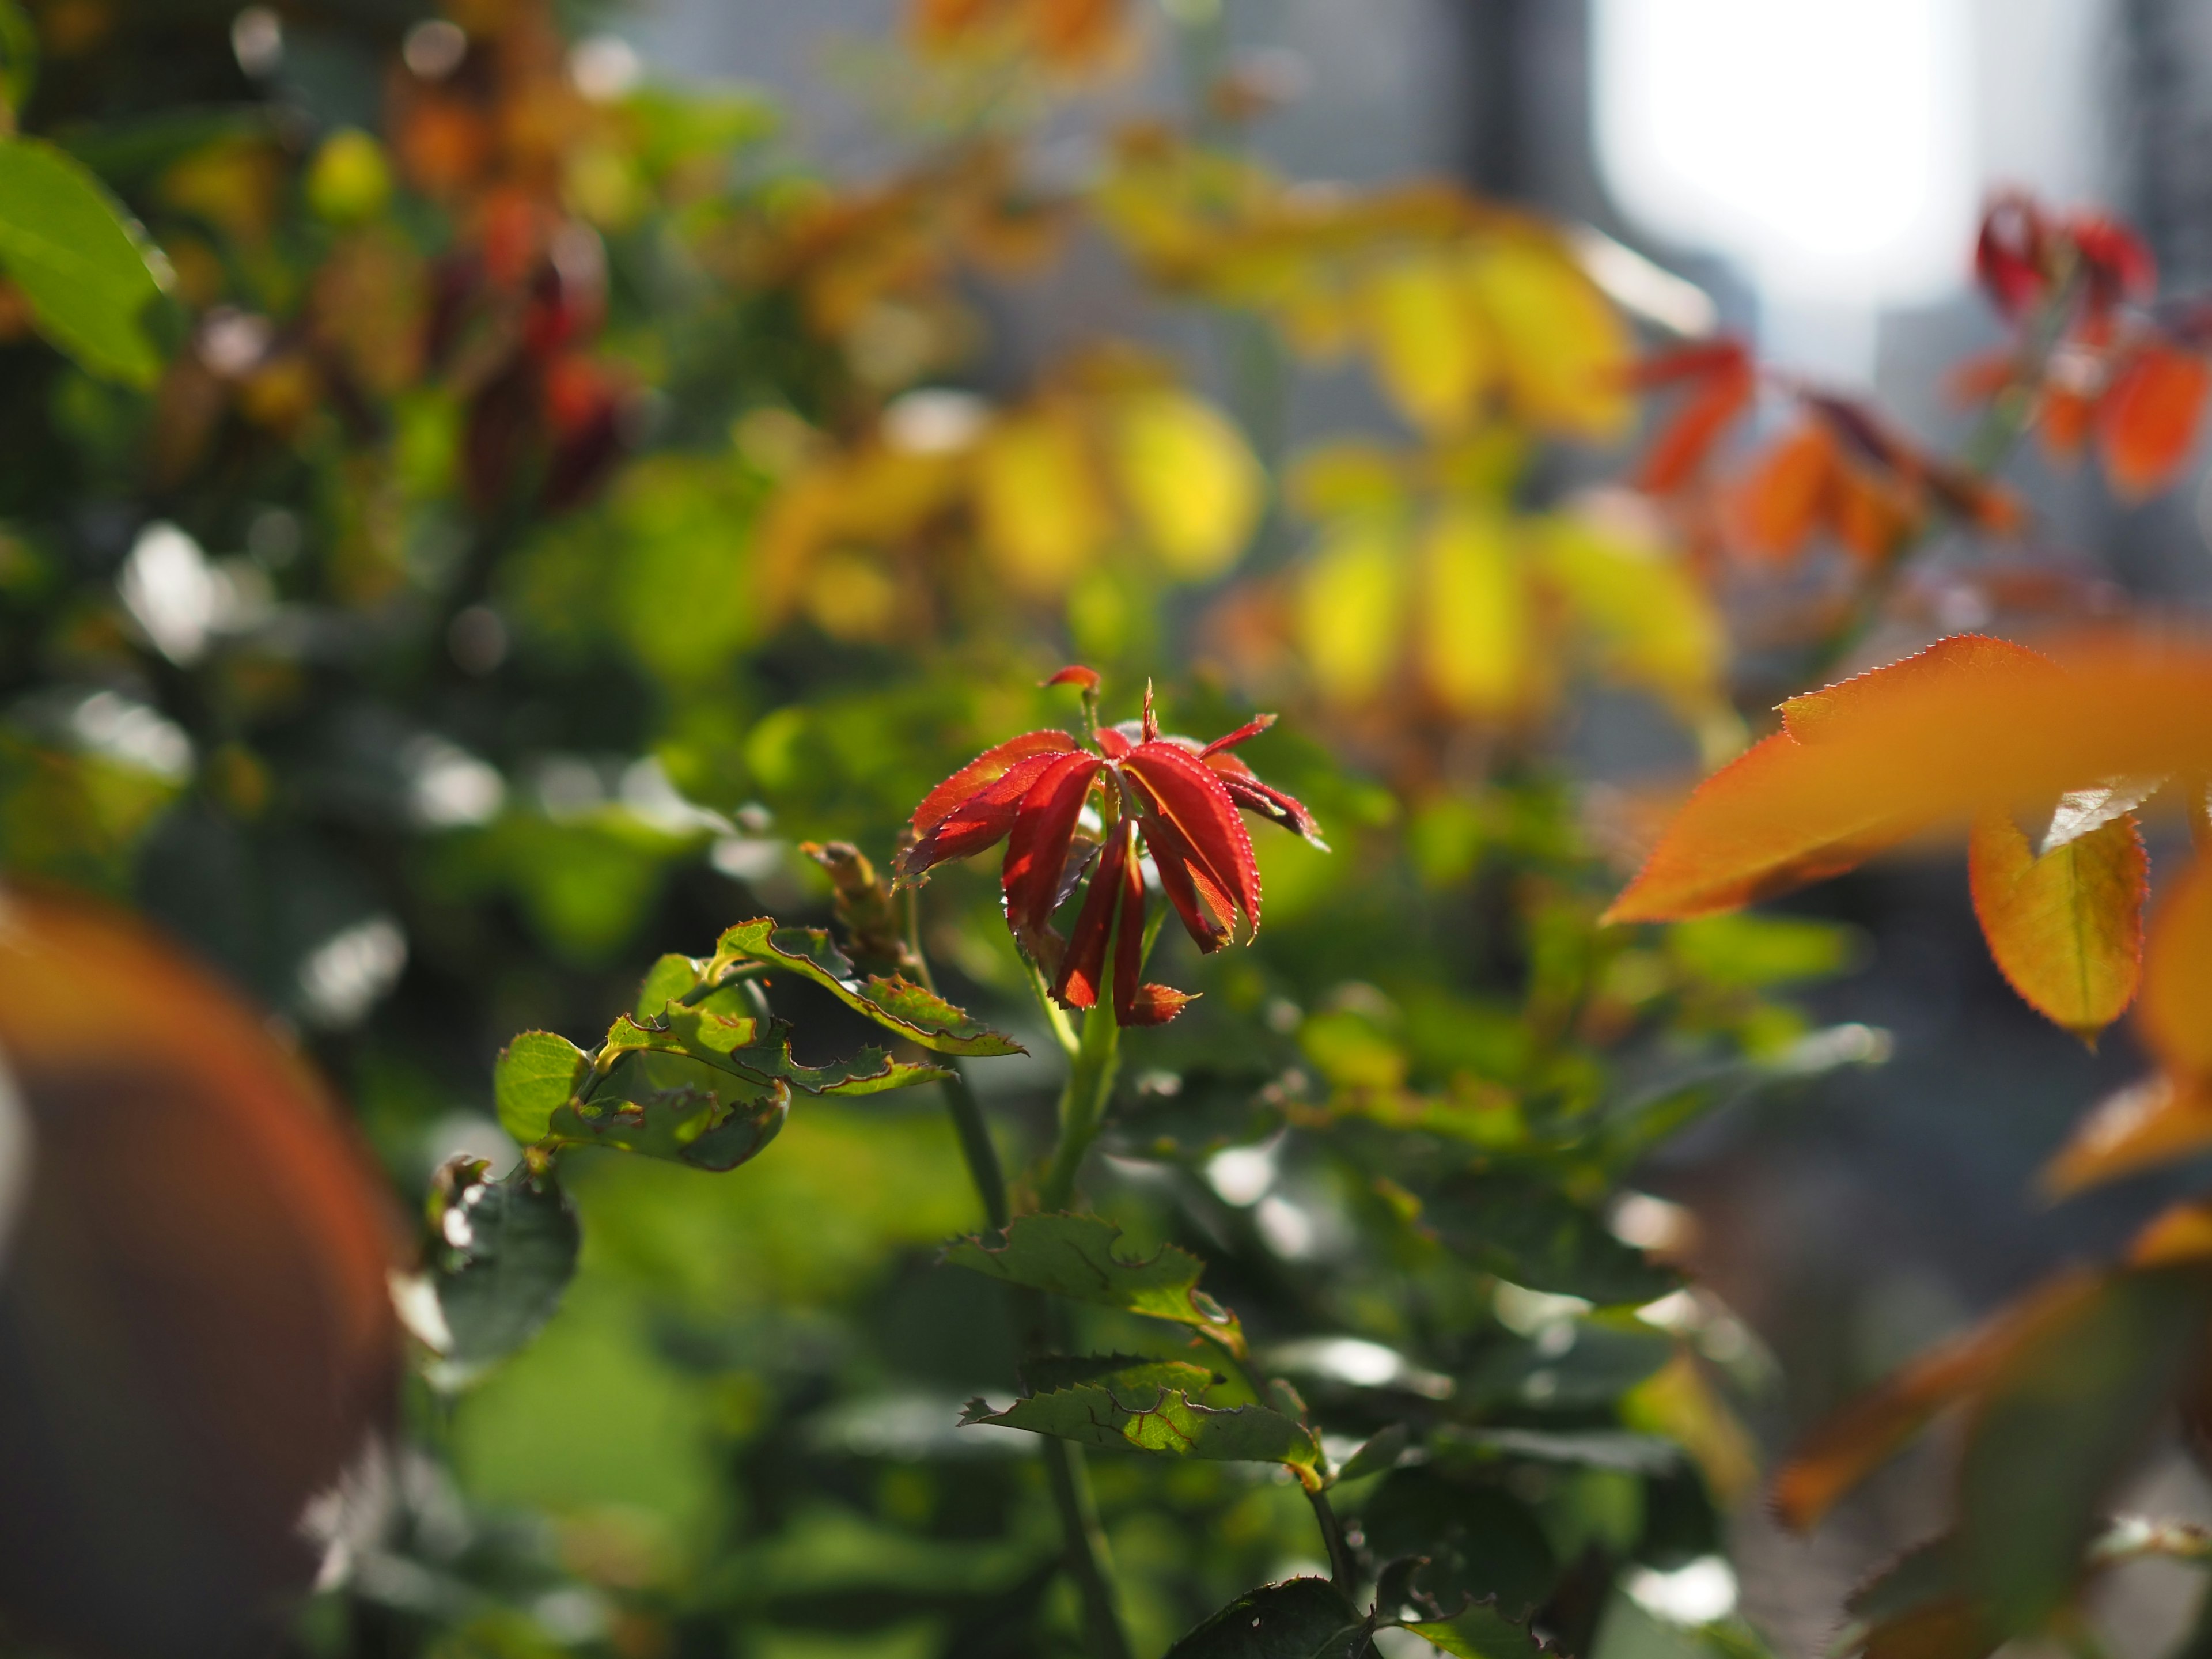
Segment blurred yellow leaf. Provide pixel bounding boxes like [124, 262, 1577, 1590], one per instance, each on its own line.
[1419, 506, 1526, 715]
[1286, 441, 1404, 520]
[1362, 252, 1493, 433]
[1297, 518, 1405, 705]
[1109, 390, 1262, 580]
[1465, 237, 1631, 440]
[972, 408, 1112, 594]
[1537, 513, 1725, 715]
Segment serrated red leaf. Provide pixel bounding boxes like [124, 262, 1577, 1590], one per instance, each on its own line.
[1121, 741, 1260, 938]
[909, 730, 1078, 840]
[1114, 824, 1195, 1026]
[902, 748, 1073, 877]
[2099, 343, 2211, 499]
[1976, 194, 2051, 320]
[1002, 751, 1103, 945]
[1053, 818, 1127, 1011]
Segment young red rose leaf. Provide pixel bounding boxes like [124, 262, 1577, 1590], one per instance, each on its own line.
[2040, 385, 2096, 464]
[1113, 820, 1194, 1025]
[1121, 741, 1260, 934]
[1207, 753, 1329, 848]
[2099, 343, 2211, 499]
[1002, 750, 1104, 948]
[1967, 806, 2146, 1042]
[1054, 819, 1128, 1011]
[910, 729, 1078, 837]
[1043, 664, 1101, 691]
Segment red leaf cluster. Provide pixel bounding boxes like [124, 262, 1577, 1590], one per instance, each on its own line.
[897, 673, 1325, 1025]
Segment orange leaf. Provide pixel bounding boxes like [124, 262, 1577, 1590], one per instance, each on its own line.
[1731, 422, 1837, 562]
[2099, 344, 2211, 499]
[2044, 1074, 2212, 1197]
[1772, 1268, 2102, 1531]
[1605, 631, 2212, 925]
[1637, 357, 1754, 494]
[1944, 348, 2018, 407]
[2141, 851, 2212, 1080]
[1831, 464, 1916, 565]
[1967, 807, 2146, 1041]
[2040, 385, 2095, 464]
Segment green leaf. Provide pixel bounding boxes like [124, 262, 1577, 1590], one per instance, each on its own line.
[1163, 1578, 1368, 1659]
[962, 1378, 1320, 1480]
[429, 1163, 579, 1390]
[494, 1030, 587, 1145]
[943, 1213, 1247, 1356]
[0, 2, 36, 116]
[1422, 1174, 1672, 1305]
[1957, 1265, 2212, 1632]
[0, 138, 165, 385]
[1362, 1469, 1556, 1622]
[547, 1049, 790, 1173]
[1336, 1422, 1411, 1482]
[706, 919, 1023, 1056]
[635, 951, 703, 1019]
[1019, 1353, 1219, 1395]
[1393, 1603, 1550, 1659]
[1431, 1425, 1683, 1476]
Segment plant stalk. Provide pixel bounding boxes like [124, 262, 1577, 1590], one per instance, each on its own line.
[1040, 1003, 1121, 1215]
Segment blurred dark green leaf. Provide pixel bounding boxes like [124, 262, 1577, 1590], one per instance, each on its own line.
[1162, 1577, 1368, 1659]
[944, 1213, 1246, 1354]
[430, 1162, 581, 1389]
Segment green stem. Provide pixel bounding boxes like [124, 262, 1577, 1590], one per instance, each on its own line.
[942, 1065, 1009, 1232]
[1305, 1486, 1356, 1591]
[1042, 1433, 1135, 1659]
[1040, 1003, 1121, 1215]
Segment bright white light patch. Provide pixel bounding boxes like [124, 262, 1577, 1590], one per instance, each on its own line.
[298, 915, 407, 1029]
[1625, 1555, 1738, 1625]
[1593, 0, 1976, 306]
[119, 522, 219, 665]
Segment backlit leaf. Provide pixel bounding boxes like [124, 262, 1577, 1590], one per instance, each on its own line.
[2041, 1074, 2212, 1196]
[1604, 633, 2212, 925]
[546, 1050, 791, 1172]
[942, 1211, 1246, 1355]
[1965, 808, 2145, 1040]
[1363, 253, 1493, 433]
[973, 407, 1112, 594]
[1112, 389, 1263, 578]
[1164, 1578, 1368, 1659]
[2099, 344, 2211, 499]
[1537, 512, 1726, 717]
[494, 1030, 588, 1145]
[1732, 423, 1836, 562]
[0, 138, 166, 385]
[963, 1380, 1320, 1479]
[1297, 518, 1406, 706]
[707, 919, 1024, 1055]
[2141, 853, 2212, 1079]
[2041, 778, 2165, 854]
[1465, 235, 1631, 439]
[1419, 506, 1526, 715]
[1395, 1603, 1551, 1659]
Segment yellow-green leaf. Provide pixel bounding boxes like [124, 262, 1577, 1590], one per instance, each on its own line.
[1419, 506, 1526, 715]
[1110, 389, 1263, 579]
[1967, 808, 2146, 1041]
[1297, 517, 1405, 706]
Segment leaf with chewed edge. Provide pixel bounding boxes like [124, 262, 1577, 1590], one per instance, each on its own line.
[707, 919, 1023, 1056]
[1967, 807, 2145, 1041]
[963, 1382, 1319, 1482]
[942, 1211, 1246, 1356]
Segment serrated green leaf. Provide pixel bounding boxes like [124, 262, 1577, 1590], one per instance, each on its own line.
[635, 951, 703, 1019]
[707, 918, 1022, 1056]
[430, 1165, 579, 1390]
[1164, 1578, 1368, 1659]
[963, 1378, 1320, 1479]
[603, 1003, 950, 1098]
[1363, 1470, 1555, 1622]
[943, 1212, 1247, 1356]
[0, 138, 165, 385]
[494, 1030, 587, 1145]
[1020, 1353, 1219, 1396]
[546, 1049, 790, 1172]
[1395, 1601, 1550, 1659]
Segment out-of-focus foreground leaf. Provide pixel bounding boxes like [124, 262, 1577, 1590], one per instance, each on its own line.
[0, 138, 166, 384]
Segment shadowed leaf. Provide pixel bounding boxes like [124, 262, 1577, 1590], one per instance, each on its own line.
[427, 1162, 579, 1389]
[962, 1379, 1320, 1480]
[707, 919, 1024, 1055]
[1164, 1578, 1368, 1659]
